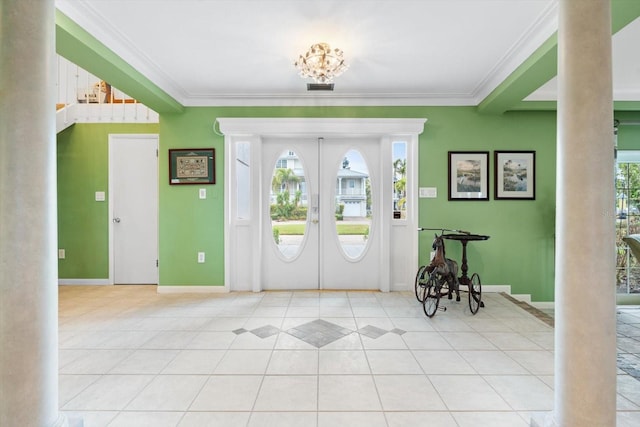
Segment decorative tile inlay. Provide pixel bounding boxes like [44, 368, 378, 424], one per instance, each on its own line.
[286, 319, 352, 348]
[233, 319, 403, 348]
[251, 325, 280, 338]
[357, 325, 388, 339]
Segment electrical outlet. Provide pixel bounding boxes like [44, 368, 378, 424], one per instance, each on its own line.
[58, 249, 65, 259]
[198, 252, 205, 263]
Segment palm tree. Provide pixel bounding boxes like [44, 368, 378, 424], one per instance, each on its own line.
[395, 177, 407, 209]
[271, 168, 301, 219]
[393, 159, 407, 210]
[393, 158, 406, 180]
[272, 168, 299, 193]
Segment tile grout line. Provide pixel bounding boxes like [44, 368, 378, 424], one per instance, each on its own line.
[355, 308, 391, 427]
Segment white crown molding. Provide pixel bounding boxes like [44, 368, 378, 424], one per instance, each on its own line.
[527, 78, 640, 102]
[55, 0, 554, 109]
[472, 0, 559, 101]
[614, 90, 640, 101]
[183, 93, 479, 107]
[56, 1, 188, 102]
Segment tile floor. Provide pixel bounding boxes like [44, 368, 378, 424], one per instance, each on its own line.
[58, 286, 640, 427]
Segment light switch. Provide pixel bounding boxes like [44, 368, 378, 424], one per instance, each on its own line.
[199, 188, 206, 199]
[419, 187, 437, 198]
[198, 252, 205, 263]
[95, 191, 105, 201]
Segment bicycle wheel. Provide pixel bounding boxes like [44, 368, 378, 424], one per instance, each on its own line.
[423, 274, 441, 317]
[414, 265, 428, 302]
[468, 273, 482, 314]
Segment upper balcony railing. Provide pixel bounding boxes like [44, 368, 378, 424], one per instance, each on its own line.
[56, 55, 159, 132]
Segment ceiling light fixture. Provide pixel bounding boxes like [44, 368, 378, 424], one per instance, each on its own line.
[294, 42, 348, 90]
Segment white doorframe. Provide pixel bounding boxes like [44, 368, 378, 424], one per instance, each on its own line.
[108, 133, 159, 285]
[219, 118, 426, 292]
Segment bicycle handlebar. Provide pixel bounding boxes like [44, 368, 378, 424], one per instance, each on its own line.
[417, 227, 471, 235]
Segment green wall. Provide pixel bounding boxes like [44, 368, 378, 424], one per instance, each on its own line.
[55, 108, 640, 301]
[159, 110, 225, 285]
[57, 123, 158, 279]
[157, 107, 557, 300]
[418, 108, 556, 302]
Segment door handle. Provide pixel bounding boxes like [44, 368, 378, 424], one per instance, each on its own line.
[311, 219, 319, 224]
[113, 217, 121, 223]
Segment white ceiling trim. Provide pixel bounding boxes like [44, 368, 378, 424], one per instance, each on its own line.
[471, 0, 558, 102]
[184, 94, 479, 107]
[58, 0, 640, 108]
[56, 0, 561, 108]
[56, 0, 189, 103]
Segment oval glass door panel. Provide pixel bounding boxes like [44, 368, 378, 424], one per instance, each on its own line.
[270, 150, 307, 259]
[335, 149, 371, 259]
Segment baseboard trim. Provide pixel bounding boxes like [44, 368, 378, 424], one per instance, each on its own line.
[508, 292, 555, 310]
[512, 294, 532, 303]
[486, 285, 556, 309]
[483, 285, 511, 293]
[157, 285, 229, 294]
[58, 279, 111, 285]
[530, 301, 556, 309]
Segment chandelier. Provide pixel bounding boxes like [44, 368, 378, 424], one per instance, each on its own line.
[294, 42, 348, 84]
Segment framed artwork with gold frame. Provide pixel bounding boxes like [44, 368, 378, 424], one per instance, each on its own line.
[169, 148, 215, 185]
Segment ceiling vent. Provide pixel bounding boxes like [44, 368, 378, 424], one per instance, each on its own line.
[307, 83, 334, 91]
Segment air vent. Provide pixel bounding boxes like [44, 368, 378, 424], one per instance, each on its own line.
[307, 83, 334, 91]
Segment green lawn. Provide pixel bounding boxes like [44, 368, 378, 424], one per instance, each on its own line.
[273, 223, 369, 235]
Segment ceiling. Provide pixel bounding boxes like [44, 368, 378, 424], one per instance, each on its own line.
[55, 0, 640, 110]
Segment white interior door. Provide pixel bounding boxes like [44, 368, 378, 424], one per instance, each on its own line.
[109, 134, 159, 284]
[261, 137, 382, 290]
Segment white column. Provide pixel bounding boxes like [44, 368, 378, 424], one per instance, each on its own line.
[534, 0, 616, 425]
[0, 1, 67, 426]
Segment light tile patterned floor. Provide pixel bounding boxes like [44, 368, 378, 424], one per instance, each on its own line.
[58, 286, 640, 427]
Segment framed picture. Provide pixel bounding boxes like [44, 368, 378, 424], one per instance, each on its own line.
[169, 148, 215, 185]
[494, 151, 535, 200]
[448, 151, 489, 201]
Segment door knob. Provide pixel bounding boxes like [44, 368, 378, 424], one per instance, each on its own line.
[113, 217, 121, 223]
[311, 219, 319, 224]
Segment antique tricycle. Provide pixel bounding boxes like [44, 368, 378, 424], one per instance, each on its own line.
[414, 228, 490, 317]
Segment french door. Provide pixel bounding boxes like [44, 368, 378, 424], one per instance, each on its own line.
[261, 137, 382, 290]
[221, 117, 426, 293]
